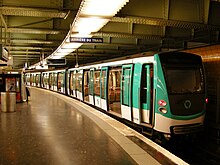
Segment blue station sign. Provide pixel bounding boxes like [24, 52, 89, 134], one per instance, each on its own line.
[70, 37, 103, 43]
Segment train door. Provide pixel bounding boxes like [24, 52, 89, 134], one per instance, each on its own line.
[108, 67, 122, 115]
[83, 70, 89, 102]
[100, 67, 108, 111]
[88, 69, 94, 105]
[141, 64, 153, 124]
[121, 64, 133, 121]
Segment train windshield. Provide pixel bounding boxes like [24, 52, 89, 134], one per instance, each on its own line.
[165, 66, 204, 94]
[159, 52, 205, 94]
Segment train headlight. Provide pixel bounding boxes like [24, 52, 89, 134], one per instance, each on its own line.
[159, 107, 167, 114]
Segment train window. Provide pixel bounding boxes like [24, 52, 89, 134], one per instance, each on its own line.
[84, 71, 89, 101]
[89, 70, 94, 95]
[32, 74, 35, 86]
[69, 72, 73, 93]
[42, 74, 45, 87]
[54, 74, 57, 88]
[141, 65, 153, 104]
[36, 74, 39, 86]
[142, 67, 147, 103]
[94, 70, 100, 96]
[49, 73, 52, 89]
[165, 66, 203, 94]
[58, 72, 64, 92]
[122, 68, 131, 106]
[76, 71, 83, 92]
[101, 70, 106, 99]
[74, 71, 78, 91]
[30, 74, 33, 86]
[45, 73, 49, 87]
[26, 74, 30, 85]
[72, 71, 76, 91]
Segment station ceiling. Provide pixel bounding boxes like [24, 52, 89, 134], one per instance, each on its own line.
[1, 0, 220, 68]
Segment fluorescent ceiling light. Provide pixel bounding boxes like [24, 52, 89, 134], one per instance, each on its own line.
[81, 0, 129, 17]
[36, 0, 130, 64]
[52, 55, 65, 59]
[73, 17, 109, 34]
[61, 42, 83, 49]
[57, 48, 75, 53]
[54, 52, 70, 56]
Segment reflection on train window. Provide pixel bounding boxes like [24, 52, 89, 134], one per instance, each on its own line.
[101, 70, 106, 99]
[94, 70, 100, 96]
[69, 71, 74, 95]
[30, 74, 33, 85]
[72, 71, 76, 91]
[166, 67, 203, 94]
[122, 68, 131, 106]
[54, 74, 57, 89]
[89, 70, 94, 95]
[84, 71, 89, 101]
[57, 72, 64, 92]
[49, 73, 52, 89]
[36, 75, 39, 86]
[76, 70, 83, 92]
[42, 73, 46, 88]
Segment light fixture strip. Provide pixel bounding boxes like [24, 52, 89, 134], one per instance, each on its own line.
[43, 0, 130, 62]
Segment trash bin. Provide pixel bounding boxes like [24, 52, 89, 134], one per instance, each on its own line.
[1, 92, 16, 112]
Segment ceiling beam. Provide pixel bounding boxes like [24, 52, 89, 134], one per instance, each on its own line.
[10, 51, 41, 54]
[94, 32, 162, 40]
[111, 16, 220, 30]
[0, 6, 68, 18]
[1, 39, 61, 44]
[6, 46, 54, 51]
[6, 28, 68, 35]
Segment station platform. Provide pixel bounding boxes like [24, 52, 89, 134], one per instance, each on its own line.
[0, 88, 187, 165]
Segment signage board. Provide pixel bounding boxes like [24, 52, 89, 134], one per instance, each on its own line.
[47, 58, 66, 66]
[70, 37, 103, 43]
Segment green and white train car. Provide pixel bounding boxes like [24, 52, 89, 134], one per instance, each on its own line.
[25, 51, 206, 139]
[66, 51, 206, 138]
[41, 69, 66, 93]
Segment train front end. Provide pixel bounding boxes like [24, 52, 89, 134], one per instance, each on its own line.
[153, 52, 206, 137]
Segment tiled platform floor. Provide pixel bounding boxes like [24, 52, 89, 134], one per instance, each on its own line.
[0, 88, 184, 165]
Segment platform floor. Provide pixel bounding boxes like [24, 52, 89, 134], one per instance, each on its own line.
[0, 88, 186, 165]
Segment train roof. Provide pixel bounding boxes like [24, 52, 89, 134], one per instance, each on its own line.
[68, 55, 155, 71]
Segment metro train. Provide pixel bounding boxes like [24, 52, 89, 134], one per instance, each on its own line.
[24, 51, 207, 140]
